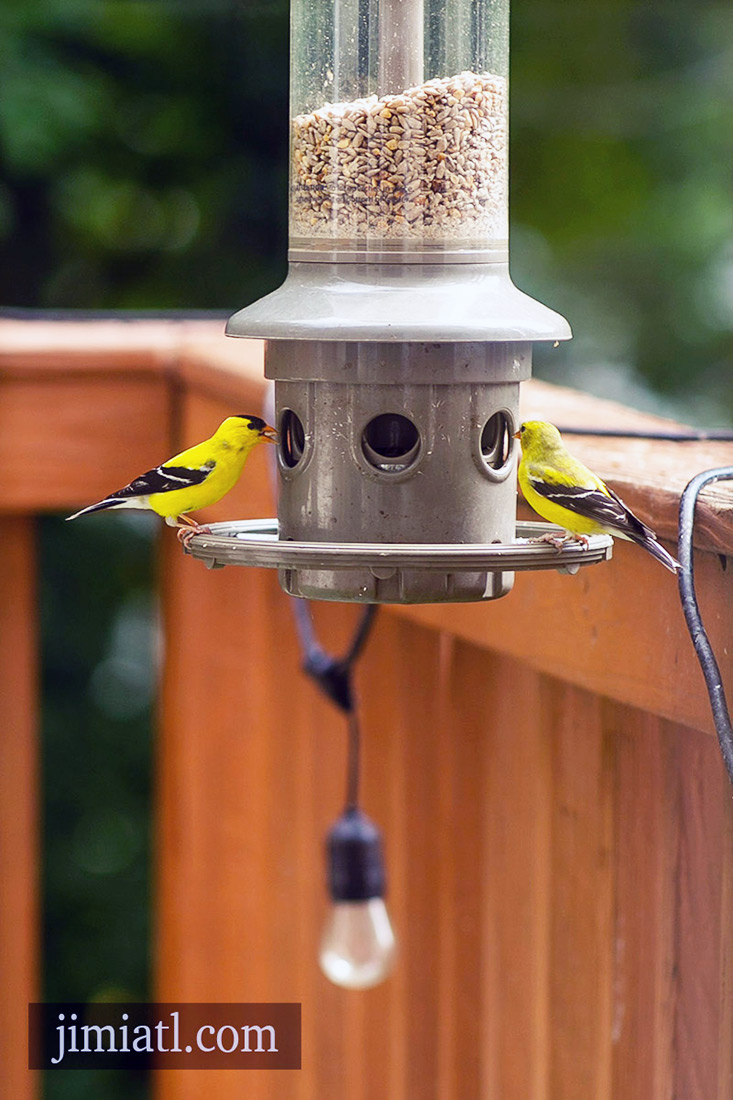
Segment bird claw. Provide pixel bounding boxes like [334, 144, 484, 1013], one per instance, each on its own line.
[535, 531, 570, 551]
[534, 531, 590, 551]
[177, 524, 212, 550]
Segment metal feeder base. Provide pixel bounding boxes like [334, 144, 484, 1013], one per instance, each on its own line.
[184, 520, 613, 605]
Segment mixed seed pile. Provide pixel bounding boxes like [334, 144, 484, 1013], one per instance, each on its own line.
[290, 70, 507, 243]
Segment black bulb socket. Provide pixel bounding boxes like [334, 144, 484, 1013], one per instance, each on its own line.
[326, 807, 386, 902]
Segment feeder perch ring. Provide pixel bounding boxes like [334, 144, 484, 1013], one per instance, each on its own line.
[183, 520, 613, 603]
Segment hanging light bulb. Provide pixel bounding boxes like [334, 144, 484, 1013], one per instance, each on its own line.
[319, 807, 397, 990]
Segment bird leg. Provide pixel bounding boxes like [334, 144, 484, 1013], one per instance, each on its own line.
[534, 531, 590, 551]
[175, 515, 212, 550]
[535, 531, 571, 550]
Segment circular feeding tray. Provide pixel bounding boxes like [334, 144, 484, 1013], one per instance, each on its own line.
[184, 520, 613, 604]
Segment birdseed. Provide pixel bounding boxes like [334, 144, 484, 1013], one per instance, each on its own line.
[290, 71, 507, 245]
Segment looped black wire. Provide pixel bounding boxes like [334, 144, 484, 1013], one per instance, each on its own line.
[291, 599, 378, 714]
[290, 599, 378, 808]
[677, 468, 733, 785]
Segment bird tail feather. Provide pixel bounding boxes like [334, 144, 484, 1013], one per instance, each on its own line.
[66, 498, 125, 521]
[631, 532, 681, 574]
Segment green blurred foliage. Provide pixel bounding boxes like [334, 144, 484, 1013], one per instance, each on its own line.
[510, 2, 733, 421]
[40, 514, 156, 1100]
[0, 0, 289, 308]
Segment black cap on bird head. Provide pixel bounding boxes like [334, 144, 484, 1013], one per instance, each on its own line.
[236, 414, 266, 431]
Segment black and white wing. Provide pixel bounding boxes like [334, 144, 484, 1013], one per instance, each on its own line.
[118, 461, 216, 498]
[529, 472, 680, 572]
[528, 473, 655, 541]
[66, 461, 216, 520]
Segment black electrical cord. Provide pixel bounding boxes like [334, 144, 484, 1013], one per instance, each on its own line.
[677, 468, 733, 785]
[556, 426, 733, 441]
[291, 599, 378, 714]
[553, 423, 733, 784]
[290, 600, 384, 899]
[290, 598, 378, 809]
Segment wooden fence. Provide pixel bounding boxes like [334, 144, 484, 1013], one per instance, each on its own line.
[1, 319, 733, 1098]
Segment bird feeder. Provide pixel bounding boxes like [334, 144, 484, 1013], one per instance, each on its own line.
[189, 0, 612, 601]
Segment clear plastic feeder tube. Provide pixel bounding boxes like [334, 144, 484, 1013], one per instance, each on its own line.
[289, 0, 509, 261]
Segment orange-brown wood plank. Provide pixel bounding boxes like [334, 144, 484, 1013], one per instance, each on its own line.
[432, 634, 485, 1100]
[378, 618, 442, 1098]
[177, 335, 265, 408]
[155, 549, 317, 1100]
[398, 539, 733, 739]
[546, 682, 615, 1100]
[0, 317, 221, 374]
[474, 651, 552, 1100]
[673, 725, 728, 1099]
[73, 327, 729, 1100]
[0, 375, 172, 512]
[0, 518, 38, 1100]
[609, 705, 677, 1100]
[717, 780, 733, 1100]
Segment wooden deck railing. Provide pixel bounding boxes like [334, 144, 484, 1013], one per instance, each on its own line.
[2, 318, 733, 1099]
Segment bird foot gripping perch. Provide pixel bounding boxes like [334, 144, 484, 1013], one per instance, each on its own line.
[534, 531, 590, 551]
[176, 523, 213, 550]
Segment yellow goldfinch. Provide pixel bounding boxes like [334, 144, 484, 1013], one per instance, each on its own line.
[516, 420, 681, 573]
[67, 414, 277, 545]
